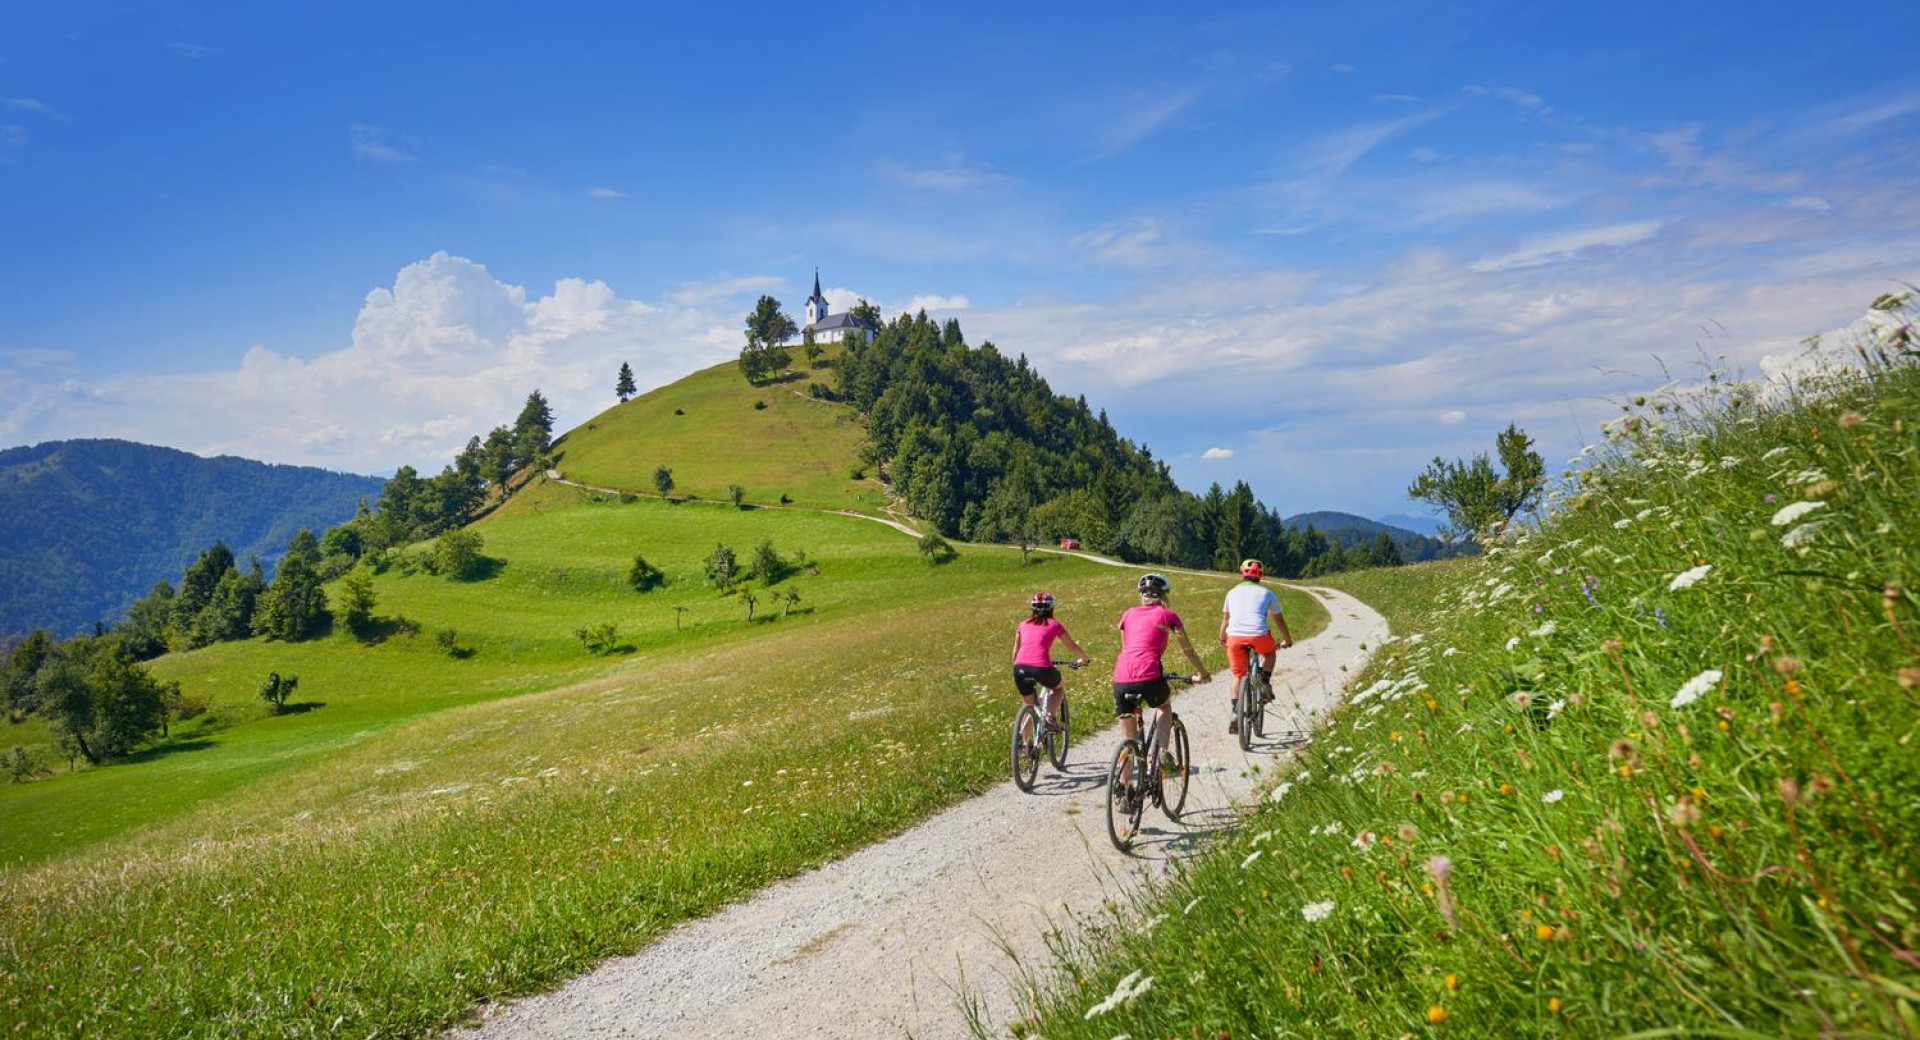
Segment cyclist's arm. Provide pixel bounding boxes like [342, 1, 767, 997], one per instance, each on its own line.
[1011, 626, 1022, 664]
[1057, 626, 1090, 665]
[1172, 625, 1211, 682]
[1271, 609, 1294, 648]
[1218, 609, 1231, 645]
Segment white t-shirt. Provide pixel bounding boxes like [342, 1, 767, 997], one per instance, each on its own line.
[1223, 582, 1281, 637]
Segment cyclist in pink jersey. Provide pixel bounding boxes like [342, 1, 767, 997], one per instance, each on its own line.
[1011, 591, 1090, 740]
[1113, 573, 1210, 752]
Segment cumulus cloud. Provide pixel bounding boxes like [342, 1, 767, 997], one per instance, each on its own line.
[1201, 446, 1235, 459]
[903, 294, 969, 313]
[5, 253, 740, 472]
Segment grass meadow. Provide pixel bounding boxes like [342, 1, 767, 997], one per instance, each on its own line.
[550, 356, 883, 511]
[0, 470, 1326, 1037]
[1012, 307, 1920, 1038]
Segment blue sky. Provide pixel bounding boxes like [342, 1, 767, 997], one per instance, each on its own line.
[4, 1, 1918, 519]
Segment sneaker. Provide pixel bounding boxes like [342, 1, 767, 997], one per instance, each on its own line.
[1228, 716, 1240, 735]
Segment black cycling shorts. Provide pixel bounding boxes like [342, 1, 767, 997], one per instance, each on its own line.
[1012, 665, 1063, 697]
[1112, 677, 1172, 716]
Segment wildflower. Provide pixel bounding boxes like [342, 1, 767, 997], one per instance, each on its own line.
[1808, 774, 1835, 799]
[1778, 776, 1802, 808]
[1531, 620, 1557, 638]
[1535, 924, 1557, 941]
[1542, 789, 1564, 803]
[1506, 636, 1521, 651]
[1670, 669, 1723, 709]
[1445, 973, 1459, 992]
[1083, 970, 1153, 1019]
[1182, 897, 1202, 915]
[1839, 411, 1863, 427]
[1668, 564, 1711, 591]
[1241, 850, 1263, 869]
[1781, 522, 1823, 548]
[1667, 799, 1701, 828]
[1427, 1005, 1448, 1024]
[1547, 698, 1567, 719]
[1499, 783, 1513, 794]
[1770, 500, 1825, 526]
[1398, 824, 1418, 842]
[1900, 667, 1920, 690]
[1511, 692, 1533, 709]
[1771, 656, 1801, 674]
[1268, 781, 1293, 804]
[1549, 996, 1563, 1014]
[1301, 900, 1335, 922]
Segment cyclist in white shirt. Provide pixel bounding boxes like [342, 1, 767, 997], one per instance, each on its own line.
[1218, 558, 1293, 734]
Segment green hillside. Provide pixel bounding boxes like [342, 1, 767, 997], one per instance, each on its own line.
[0, 439, 383, 638]
[1016, 314, 1920, 1038]
[552, 357, 884, 511]
[0, 350, 1337, 1038]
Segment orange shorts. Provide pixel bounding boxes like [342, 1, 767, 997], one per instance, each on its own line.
[1225, 633, 1277, 678]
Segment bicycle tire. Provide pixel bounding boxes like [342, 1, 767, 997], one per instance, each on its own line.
[1253, 671, 1269, 738]
[1237, 675, 1255, 752]
[1106, 739, 1146, 850]
[1046, 695, 1072, 771]
[1011, 706, 1041, 792]
[1163, 715, 1191, 819]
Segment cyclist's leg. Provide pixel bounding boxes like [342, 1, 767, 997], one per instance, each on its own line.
[1114, 682, 1144, 742]
[1250, 633, 1278, 697]
[1013, 668, 1041, 741]
[1146, 680, 1174, 756]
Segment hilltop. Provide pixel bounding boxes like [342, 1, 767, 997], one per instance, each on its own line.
[0, 439, 382, 638]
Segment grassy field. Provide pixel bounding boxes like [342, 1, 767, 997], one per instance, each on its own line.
[1012, 317, 1920, 1038]
[0, 461, 1330, 1037]
[551, 357, 885, 511]
[1317, 557, 1476, 635]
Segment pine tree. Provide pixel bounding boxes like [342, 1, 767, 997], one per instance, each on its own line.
[616, 362, 637, 402]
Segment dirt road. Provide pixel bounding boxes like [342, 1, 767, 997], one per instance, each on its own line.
[456, 586, 1385, 1040]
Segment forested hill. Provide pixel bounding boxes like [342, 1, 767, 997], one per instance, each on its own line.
[0, 439, 382, 638]
[830, 312, 1395, 577]
[1283, 511, 1473, 563]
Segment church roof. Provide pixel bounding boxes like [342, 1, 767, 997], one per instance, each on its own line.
[809, 312, 862, 331]
[812, 268, 823, 300]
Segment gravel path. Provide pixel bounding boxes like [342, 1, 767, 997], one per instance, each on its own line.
[456, 587, 1386, 1040]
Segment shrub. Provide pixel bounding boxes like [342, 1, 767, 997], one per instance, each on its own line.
[916, 532, 954, 563]
[5, 745, 46, 783]
[257, 672, 299, 714]
[703, 543, 738, 589]
[779, 493, 792, 505]
[747, 539, 785, 583]
[627, 554, 664, 592]
[753, 400, 768, 410]
[573, 622, 620, 656]
[434, 628, 470, 658]
[431, 529, 488, 580]
[727, 484, 746, 508]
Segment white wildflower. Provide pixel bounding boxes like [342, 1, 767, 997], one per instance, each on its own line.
[1268, 782, 1293, 804]
[1506, 636, 1521, 651]
[1668, 564, 1712, 591]
[1612, 517, 1633, 529]
[1782, 522, 1823, 549]
[1301, 900, 1335, 922]
[1770, 500, 1825, 526]
[1547, 698, 1567, 718]
[1542, 789, 1565, 804]
[1670, 669, 1723, 708]
[1242, 849, 1264, 869]
[1084, 971, 1153, 1019]
[1531, 620, 1558, 638]
[1443, 647, 1459, 657]
[1182, 897, 1202, 915]
[1761, 446, 1792, 461]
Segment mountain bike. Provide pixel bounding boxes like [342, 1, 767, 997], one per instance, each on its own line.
[1011, 661, 1082, 792]
[1236, 654, 1273, 751]
[1105, 675, 1195, 851]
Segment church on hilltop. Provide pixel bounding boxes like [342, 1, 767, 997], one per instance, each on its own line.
[800, 269, 873, 344]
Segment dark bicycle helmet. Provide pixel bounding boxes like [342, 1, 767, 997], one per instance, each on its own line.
[1029, 591, 1056, 612]
[1137, 572, 1171, 598]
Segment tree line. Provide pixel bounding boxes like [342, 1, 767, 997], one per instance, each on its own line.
[817, 309, 1408, 577]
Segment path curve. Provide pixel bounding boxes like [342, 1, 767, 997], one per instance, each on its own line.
[455, 587, 1387, 1040]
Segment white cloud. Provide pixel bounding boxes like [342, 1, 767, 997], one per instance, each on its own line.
[350, 124, 418, 163]
[1373, 93, 1419, 104]
[1201, 446, 1235, 459]
[4, 253, 740, 472]
[902, 294, 969, 313]
[1829, 92, 1920, 134]
[1297, 109, 1449, 179]
[878, 161, 1006, 191]
[1465, 84, 1552, 118]
[1469, 220, 1663, 273]
[1086, 87, 1200, 159]
[1438, 410, 1467, 425]
[1781, 196, 1832, 212]
[670, 274, 786, 306]
[585, 186, 627, 199]
[6, 98, 61, 118]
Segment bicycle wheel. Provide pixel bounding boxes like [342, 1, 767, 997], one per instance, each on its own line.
[1237, 676, 1255, 752]
[1011, 706, 1041, 792]
[1106, 739, 1146, 850]
[1046, 695, 1072, 771]
[1253, 670, 1270, 738]
[1162, 715, 1190, 819]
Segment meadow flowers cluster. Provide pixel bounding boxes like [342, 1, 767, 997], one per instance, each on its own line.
[1018, 295, 1920, 1039]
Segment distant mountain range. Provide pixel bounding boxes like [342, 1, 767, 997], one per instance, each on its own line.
[0, 439, 383, 638]
[1376, 512, 1446, 538]
[1283, 510, 1472, 563]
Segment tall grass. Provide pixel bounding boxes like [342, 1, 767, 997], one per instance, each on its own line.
[1013, 300, 1920, 1039]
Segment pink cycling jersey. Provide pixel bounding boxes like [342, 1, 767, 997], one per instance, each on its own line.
[1013, 618, 1066, 667]
[1113, 604, 1184, 683]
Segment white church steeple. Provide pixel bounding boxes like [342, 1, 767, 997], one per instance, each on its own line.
[805, 268, 828, 327]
